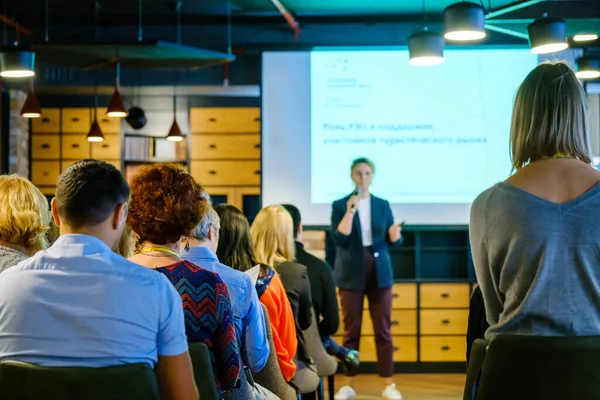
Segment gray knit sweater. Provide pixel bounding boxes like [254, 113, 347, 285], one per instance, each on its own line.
[470, 181, 600, 339]
[0, 245, 28, 273]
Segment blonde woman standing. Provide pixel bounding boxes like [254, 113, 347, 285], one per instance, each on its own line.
[471, 62, 600, 339]
[0, 175, 51, 271]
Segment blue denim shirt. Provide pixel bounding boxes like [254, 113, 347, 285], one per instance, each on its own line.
[183, 246, 269, 372]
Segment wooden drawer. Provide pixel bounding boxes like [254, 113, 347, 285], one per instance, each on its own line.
[203, 186, 237, 204]
[360, 336, 417, 362]
[38, 186, 56, 195]
[96, 108, 121, 134]
[420, 283, 470, 308]
[31, 161, 60, 186]
[62, 108, 91, 133]
[420, 336, 466, 362]
[91, 135, 121, 160]
[420, 309, 469, 335]
[190, 161, 260, 186]
[31, 135, 60, 159]
[190, 108, 260, 133]
[62, 135, 91, 159]
[362, 310, 417, 335]
[190, 134, 260, 160]
[106, 160, 121, 171]
[31, 108, 60, 133]
[392, 283, 417, 309]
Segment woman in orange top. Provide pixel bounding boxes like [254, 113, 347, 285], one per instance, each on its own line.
[214, 204, 297, 382]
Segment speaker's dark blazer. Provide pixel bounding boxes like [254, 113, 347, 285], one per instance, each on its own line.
[330, 194, 402, 291]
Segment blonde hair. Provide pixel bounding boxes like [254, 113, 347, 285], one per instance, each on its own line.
[250, 205, 295, 269]
[510, 61, 591, 170]
[0, 175, 51, 254]
[115, 225, 134, 258]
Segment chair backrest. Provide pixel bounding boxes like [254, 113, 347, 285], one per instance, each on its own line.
[188, 341, 220, 400]
[0, 361, 160, 400]
[463, 339, 488, 400]
[302, 308, 338, 377]
[476, 334, 600, 400]
[253, 303, 298, 400]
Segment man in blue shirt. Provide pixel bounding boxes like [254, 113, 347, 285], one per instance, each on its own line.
[0, 160, 197, 400]
[184, 208, 270, 373]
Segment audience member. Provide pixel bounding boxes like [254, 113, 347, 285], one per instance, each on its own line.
[0, 160, 197, 400]
[471, 62, 600, 338]
[215, 204, 298, 383]
[0, 175, 51, 271]
[251, 205, 318, 387]
[282, 204, 360, 370]
[115, 225, 135, 258]
[127, 163, 241, 394]
[183, 207, 275, 399]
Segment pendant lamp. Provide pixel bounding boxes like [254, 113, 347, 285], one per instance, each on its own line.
[167, 94, 183, 142]
[87, 106, 104, 143]
[106, 62, 128, 117]
[444, 2, 486, 41]
[409, 30, 445, 66]
[0, 49, 35, 78]
[527, 17, 569, 54]
[576, 56, 600, 80]
[20, 80, 41, 118]
[573, 34, 598, 42]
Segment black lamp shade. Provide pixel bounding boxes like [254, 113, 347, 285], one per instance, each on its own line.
[167, 119, 184, 142]
[106, 88, 128, 117]
[527, 17, 569, 54]
[576, 56, 600, 80]
[408, 31, 445, 66]
[20, 88, 41, 118]
[0, 50, 35, 78]
[87, 119, 104, 142]
[444, 2, 486, 41]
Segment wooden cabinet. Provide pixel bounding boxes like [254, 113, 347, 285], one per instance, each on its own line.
[190, 134, 260, 160]
[31, 161, 60, 186]
[31, 135, 60, 159]
[96, 108, 122, 134]
[420, 283, 470, 308]
[420, 310, 469, 335]
[190, 107, 260, 133]
[190, 161, 260, 186]
[31, 108, 61, 133]
[419, 336, 466, 362]
[361, 336, 418, 362]
[91, 134, 121, 160]
[62, 135, 91, 160]
[61, 108, 91, 133]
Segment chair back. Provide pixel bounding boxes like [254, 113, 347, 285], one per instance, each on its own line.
[189, 341, 220, 400]
[253, 303, 298, 400]
[476, 334, 600, 400]
[302, 308, 338, 377]
[0, 361, 159, 400]
[463, 339, 488, 400]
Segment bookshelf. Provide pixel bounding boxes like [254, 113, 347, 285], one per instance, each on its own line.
[121, 133, 190, 181]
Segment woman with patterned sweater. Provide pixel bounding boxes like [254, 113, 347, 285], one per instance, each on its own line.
[127, 163, 241, 394]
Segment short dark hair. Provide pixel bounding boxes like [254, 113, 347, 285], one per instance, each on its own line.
[351, 157, 375, 173]
[56, 160, 130, 228]
[281, 204, 301, 239]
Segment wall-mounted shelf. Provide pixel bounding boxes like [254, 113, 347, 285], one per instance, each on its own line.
[122, 133, 190, 180]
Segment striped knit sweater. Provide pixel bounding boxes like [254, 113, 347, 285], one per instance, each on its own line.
[156, 260, 240, 393]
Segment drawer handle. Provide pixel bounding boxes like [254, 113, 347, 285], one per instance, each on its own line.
[102, 144, 109, 148]
[441, 293, 450, 298]
[392, 293, 399, 298]
[209, 144, 217, 149]
[71, 117, 80, 122]
[254, 170, 261, 174]
[43, 172, 49, 176]
[441, 346, 450, 351]
[42, 117, 50, 123]
[254, 144, 260, 149]
[392, 346, 399, 352]
[391, 320, 399, 326]
[102, 118, 109, 123]
[41, 144, 50, 149]
[209, 170, 217, 175]
[441, 319, 450, 324]
[253, 117, 260, 122]
[72, 144, 80, 148]
[208, 118, 217, 122]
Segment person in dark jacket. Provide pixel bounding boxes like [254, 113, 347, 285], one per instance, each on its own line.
[250, 205, 319, 393]
[330, 158, 403, 400]
[282, 204, 360, 371]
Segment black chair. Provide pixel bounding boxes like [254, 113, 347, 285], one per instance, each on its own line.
[0, 361, 160, 400]
[475, 334, 600, 400]
[189, 341, 220, 400]
[463, 339, 488, 400]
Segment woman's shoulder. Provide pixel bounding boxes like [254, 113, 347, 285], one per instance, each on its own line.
[157, 260, 223, 283]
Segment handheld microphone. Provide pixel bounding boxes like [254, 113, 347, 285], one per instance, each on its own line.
[351, 187, 362, 211]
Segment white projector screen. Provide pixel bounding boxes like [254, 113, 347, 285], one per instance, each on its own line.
[262, 48, 539, 226]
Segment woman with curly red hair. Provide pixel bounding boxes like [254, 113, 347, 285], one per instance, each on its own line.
[127, 163, 241, 394]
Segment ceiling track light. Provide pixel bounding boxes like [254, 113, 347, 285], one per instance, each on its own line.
[409, 30, 445, 66]
[527, 17, 569, 54]
[444, 2, 486, 42]
[0, 49, 35, 78]
[20, 80, 41, 118]
[576, 56, 600, 80]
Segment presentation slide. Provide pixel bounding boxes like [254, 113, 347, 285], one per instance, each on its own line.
[310, 49, 538, 204]
[261, 49, 540, 225]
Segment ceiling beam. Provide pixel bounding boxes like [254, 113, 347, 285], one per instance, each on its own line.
[485, 0, 546, 20]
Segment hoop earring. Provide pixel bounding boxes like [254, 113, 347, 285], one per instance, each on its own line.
[184, 238, 190, 252]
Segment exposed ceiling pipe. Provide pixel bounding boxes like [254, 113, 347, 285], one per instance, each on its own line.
[0, 15, 31, 36]
[269, 0, 301, 42]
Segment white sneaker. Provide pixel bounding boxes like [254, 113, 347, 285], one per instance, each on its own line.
[382, 383, 403, 400]
[334, 385, 356, 400]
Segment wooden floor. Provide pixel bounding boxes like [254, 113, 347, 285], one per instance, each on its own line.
[325, 374, 466, 400]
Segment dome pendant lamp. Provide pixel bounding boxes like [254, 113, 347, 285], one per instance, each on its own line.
[576, 56, 600, 80]
[0, 49, 35, 78]
[409, 30, 445, 66]
[444, 1, 486, 41]
[527, 17, 569, 54]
